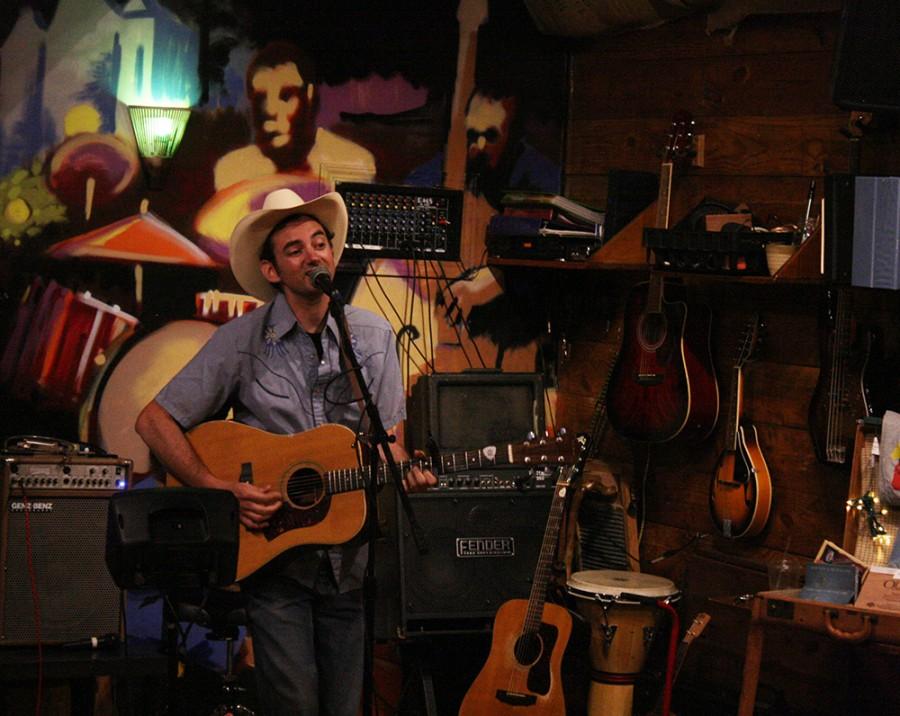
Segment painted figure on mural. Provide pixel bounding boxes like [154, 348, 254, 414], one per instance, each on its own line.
[214, 41, 375, 191]
[196, 41, 376, 262]
[406, 85, 559, 210]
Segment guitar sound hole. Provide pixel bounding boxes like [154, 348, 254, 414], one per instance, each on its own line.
[286, 467, 324, 508]
[513, 632, 542, 666]
[638, 313, 667, 351]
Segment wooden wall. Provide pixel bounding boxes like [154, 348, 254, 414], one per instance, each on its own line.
[555, 11, 900, 714]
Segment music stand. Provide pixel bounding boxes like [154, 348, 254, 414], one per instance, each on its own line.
[105, 487, 240, 714]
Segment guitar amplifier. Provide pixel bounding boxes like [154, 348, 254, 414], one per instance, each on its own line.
[644, 228, 769, 275]
[486, 233, 602, 262]
[0, 452, 130, 645]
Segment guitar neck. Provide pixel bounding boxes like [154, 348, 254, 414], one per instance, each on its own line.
[322, 442, 564, 496]
[724, 366, 743, 452]
[521, 467, 574, 632]
[655, 161, 674, 229]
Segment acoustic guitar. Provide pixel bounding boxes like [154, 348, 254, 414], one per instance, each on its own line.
[809, 287, 879, 467]
[606, 113, 719, 443]
[460, 436, 588, 715]
[709, 315, 772, 539]
[167, 421, 578, 581]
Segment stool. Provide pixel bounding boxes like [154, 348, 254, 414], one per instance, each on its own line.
[168, 588, 255, 716]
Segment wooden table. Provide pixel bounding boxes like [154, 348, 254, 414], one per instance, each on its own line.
[738, 589, 900, 716]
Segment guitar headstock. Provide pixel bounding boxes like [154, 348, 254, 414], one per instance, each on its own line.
[510, 430, 580, 466]
[662, 111, 696, 171]
[735, 313, 762, 368]
[682, 612, 711, 644]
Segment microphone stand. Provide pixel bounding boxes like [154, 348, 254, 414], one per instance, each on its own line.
[324, 283, 428, 716]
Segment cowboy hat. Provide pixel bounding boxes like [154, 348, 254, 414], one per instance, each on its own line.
[229, 188, 347, 301]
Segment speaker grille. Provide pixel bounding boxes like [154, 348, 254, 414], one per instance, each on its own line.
[398, 489, 553, 634]
[2, 496, 120, 644]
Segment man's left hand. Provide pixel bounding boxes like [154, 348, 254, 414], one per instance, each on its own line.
[403, 450, 437, 492]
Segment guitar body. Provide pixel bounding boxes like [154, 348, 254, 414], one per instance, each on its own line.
[607, 281, 691, 442]
[167, 421, 366, 581]
[460, 599, 571, 716]
[678, 297, 720, 443]
[709, 422, 773, 538]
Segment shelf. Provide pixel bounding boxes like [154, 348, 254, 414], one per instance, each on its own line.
[487, 201, 825, 284]
[486, 201, 654, 271]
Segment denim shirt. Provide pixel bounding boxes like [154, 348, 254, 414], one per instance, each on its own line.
[156, 293, 405, 591]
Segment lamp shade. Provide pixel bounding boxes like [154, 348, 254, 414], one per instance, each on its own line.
[127, 105, 191, 160]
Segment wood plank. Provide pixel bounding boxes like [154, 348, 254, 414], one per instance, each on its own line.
[567, 115, 851, 176]
[564, 174, 841, 230]
[571, 52, 841, 120]
[571, 12, 838, 63]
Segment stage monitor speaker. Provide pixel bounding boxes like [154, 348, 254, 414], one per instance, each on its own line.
[105, 487, 239, 590]
[0, 454, 131, 645]
[397, 485, 554, 635]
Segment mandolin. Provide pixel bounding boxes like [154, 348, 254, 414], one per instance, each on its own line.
[809, 287, 879, 467]
[606, 113, 719, 443]
[709, 315, 772, 539]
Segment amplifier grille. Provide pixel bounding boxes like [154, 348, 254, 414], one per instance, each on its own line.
[1, 493, 121, 644]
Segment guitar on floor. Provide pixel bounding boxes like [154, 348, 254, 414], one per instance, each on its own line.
[607, 112, 719, 443]
[167, 421, 578, 581]
[809, 287, 880, 467]
[460, 436, 588, 715]
[709, 315, 772, 538]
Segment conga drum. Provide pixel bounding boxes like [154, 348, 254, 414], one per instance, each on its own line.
[568, 570, 680, 716]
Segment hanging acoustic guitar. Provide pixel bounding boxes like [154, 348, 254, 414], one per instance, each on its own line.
[606, 112, 719, 443]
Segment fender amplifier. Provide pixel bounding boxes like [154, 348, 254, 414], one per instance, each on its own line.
[0, 453, 130, 645]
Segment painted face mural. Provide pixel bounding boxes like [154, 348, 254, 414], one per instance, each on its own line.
[465, 92, 515, 173]
[248, 57, 317, 170]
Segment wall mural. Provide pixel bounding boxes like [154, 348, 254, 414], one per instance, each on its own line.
[0, 0, 566, 459]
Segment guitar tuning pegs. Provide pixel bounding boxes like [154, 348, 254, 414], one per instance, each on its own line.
[526, 431, 536, 442]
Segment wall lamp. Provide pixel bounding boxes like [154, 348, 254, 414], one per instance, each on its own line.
[127, 105, 191, 189]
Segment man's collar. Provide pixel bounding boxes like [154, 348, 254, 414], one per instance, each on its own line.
[268, 292, 340, 340]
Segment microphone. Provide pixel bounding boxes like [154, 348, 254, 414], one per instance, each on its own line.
[307, 266, 334, 295]
[61, 633, 120, 650]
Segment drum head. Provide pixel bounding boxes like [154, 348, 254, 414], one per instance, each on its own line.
[568, 569, 678, 600]
[94, 320, 216, 475]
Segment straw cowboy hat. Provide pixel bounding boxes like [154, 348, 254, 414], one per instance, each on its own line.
[229, 188, 348, 301]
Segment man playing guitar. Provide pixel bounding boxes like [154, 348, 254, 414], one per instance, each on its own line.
[136, 188, 436, 716]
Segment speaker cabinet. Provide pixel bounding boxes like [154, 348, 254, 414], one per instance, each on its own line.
[852, 176, 900, 290]
[824, 173, 855, 284]
[0, 455, 130, 645]
[396, 487, 553, 635]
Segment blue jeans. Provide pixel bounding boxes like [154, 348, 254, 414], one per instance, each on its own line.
[244, 562, 364, 716]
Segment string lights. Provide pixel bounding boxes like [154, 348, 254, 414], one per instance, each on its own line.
[846, 491, 890, 545]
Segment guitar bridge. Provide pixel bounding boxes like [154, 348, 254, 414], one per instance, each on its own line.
[495, 690, 537, 706]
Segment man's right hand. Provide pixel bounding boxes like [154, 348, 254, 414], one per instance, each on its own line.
[231, 482, 282, 531]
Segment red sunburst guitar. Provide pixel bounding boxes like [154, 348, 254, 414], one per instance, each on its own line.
[606, 113, 719, 443]
[167, 421, 578, 581]
[709, 315, 773, 538]
[460, 435, 587, 715]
